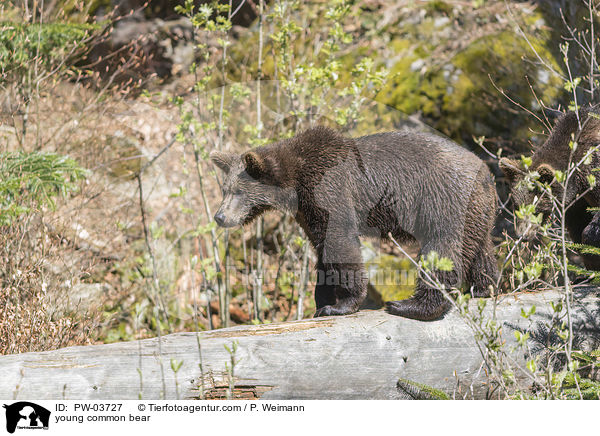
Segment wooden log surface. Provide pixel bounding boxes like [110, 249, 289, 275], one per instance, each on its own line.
[1, 289, 599, 400]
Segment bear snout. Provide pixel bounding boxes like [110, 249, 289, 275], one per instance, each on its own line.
[213, 210, 241, 228]
[214, 211, 226, 227]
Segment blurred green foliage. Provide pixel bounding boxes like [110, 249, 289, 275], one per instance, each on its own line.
[0, 21, 98, 83]
[366, 255, 415, 302]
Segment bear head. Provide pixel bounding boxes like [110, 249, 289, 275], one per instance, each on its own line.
[500, 157, 559, 238]
[210, 149, 297, 227]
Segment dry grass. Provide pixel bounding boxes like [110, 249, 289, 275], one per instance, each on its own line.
[0, 215, 102, 354]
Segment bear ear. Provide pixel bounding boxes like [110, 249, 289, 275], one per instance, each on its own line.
[210, 150, 235, 173]
[243, 151, 265, 178]
[243, 151, 279, 181]
[537, 163, 556, 184]
[499, 158, 523, 181]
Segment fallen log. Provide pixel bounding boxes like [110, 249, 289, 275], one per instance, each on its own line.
[1, 289, 599, 400]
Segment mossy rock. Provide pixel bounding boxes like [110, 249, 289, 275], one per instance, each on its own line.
[54, 0, 183, 21]
[378, 26, 564, 152]
[424, 1, 454, 17]
[54, 0, 111, 20]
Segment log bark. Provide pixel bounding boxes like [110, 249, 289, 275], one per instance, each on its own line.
[1, 289, 599, 400]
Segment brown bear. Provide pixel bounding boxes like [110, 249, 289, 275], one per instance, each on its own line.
[500, 106, 600, 270]
[211, 126, 498, 320]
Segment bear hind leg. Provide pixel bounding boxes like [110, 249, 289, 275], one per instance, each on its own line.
[385, 287, 451, 321]
[386, 241, 463, 321]
[385, 261, 459, 320]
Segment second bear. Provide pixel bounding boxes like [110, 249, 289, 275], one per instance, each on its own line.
[500, 107, 600, 270]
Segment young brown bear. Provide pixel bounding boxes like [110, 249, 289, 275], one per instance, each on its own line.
[211, 126, 498, 320]
[500, 107, 600, 270]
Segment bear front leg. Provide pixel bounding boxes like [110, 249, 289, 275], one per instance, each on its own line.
[466, 240, 498, 297]
[581, 211, 600, 270]
[314, 260, 337, 309]
[313, 263, 367, 317]
[313, 234, 367, 317]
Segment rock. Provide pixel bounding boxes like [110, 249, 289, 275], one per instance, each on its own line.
[410, 58, 425, 72]
[96, 130, 147, 181]
[433, 16, 450, 28]
[51, 283, 114, 317]
[88, 0, 259, 81]
[89, 17, 195, 80]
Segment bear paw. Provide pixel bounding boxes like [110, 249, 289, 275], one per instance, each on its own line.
[385, 299, 449, 321]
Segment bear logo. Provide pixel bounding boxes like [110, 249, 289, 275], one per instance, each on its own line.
[3, 402, 51, 433]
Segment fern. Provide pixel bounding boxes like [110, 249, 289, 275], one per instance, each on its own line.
[396, 378, 450, 400]
[0, 151, 86, 224]
[569, 242, 600, 256]
[560, 366, 600, 400]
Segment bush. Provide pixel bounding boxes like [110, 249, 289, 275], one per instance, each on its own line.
[0, 21, 98, 84]
[0, 151, 96, 355]
[0, 151, 86, 225]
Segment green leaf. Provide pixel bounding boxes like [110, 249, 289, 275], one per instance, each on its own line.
[588, 174, 596, 189]
[170, 359, 184, 373]
[564, 77, 582, 92]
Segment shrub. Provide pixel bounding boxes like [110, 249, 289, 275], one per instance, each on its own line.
[0, 151, 86, 225]
[0, 21, 98, 84]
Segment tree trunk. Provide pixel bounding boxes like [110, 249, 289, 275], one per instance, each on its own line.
[1, 289, 598, 400]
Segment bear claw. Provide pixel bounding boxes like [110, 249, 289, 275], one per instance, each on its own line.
[314, 306, 332, 317]
[314, 305, 357, 317]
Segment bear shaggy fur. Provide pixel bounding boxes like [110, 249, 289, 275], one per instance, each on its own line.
[211, 126, 498, 320]
[500, 107, 600, 270]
